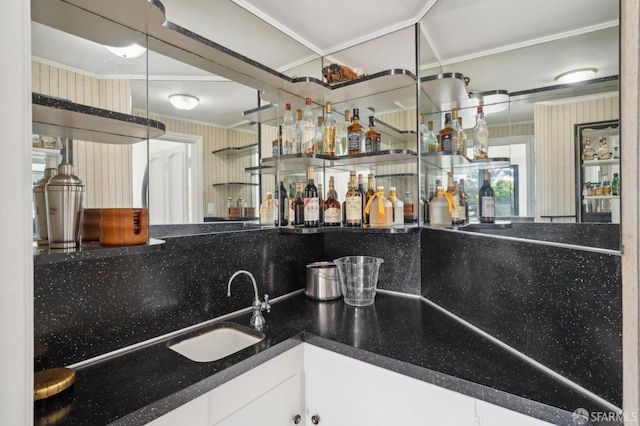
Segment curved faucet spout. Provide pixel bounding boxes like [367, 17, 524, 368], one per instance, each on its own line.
[227, 270, 259, 302]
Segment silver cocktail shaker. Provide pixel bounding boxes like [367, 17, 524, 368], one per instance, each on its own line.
[33, 167, 58, 245]
[45, 163, 85, 249]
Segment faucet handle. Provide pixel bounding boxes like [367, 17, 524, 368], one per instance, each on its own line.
[262, 294, 271, 313]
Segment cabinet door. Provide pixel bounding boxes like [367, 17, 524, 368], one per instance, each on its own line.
[475, 400, 554, 426]
[214, 372, 303, 426]
[304, 345, 476, 426]
[147, 393, 208, 426]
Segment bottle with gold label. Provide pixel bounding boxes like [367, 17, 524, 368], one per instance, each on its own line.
[324, 176, 341, 226]
[345, 171, 362, 227]
[451, 108, 463, 154]
[322, 102, 336, 156]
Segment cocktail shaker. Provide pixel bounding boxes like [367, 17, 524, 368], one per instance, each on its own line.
[33, 167, 58, 245]
[45, 163, 85, 249]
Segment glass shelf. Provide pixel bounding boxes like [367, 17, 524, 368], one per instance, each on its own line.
[421, 153, 510, 171]
[582, 158, 619, 167]
[212, 182, 259, 187]
[211, 143, 258, 156]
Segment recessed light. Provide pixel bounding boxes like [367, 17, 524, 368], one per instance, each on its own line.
[554, 68, 597, 84]
[104, 44, 147, 59]
[169, 94, 200, 110]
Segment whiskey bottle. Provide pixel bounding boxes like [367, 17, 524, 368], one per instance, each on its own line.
[479, 169, 496, 223]
[324, 177, 341, 226]
[451, 108, 465, 154]
[345, 171, 362, 227]
[303, 167, 319, 228]
[365, 116, 380, 153]
[438, 112, 454, 154]
[275, 170, 289, 226]
[336, 110, 351, 156]
[322, 102, 336, 156]
[301, 98, 316, 154]
[364, 173, 375, 225]
[473, 106, 489, 159]
[388, 187, 404, 226]
[347, 108, 364, 155]
[282, 103, 295, 155]
[293, 182, 304, 225]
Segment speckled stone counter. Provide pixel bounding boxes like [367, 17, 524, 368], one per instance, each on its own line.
[34, 293, 619, 426]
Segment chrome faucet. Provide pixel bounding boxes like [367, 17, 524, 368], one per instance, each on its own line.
[227, 270, 271, 328]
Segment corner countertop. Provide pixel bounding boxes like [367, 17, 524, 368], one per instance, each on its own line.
[34, 292, 617, 425]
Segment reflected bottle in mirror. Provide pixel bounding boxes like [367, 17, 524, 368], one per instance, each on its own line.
[479, 169, 495, 223]
[324, 176, 341, 227]
[293, 183, 304, 226]
[276, 170, 289, 226]
[303, 167, 319, 228]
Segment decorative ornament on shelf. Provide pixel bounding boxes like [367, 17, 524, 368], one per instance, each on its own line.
[322, 63, 364, 85]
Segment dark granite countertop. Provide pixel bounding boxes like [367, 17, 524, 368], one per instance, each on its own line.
[34, 292, 618, 426]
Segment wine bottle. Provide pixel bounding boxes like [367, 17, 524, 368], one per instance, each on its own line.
[275, 170, 289, 226]
[324, 176, 341, 226]
[303, 167, 319, 228]
[479, 169, 495, 223]
[293, 182, 304, 225]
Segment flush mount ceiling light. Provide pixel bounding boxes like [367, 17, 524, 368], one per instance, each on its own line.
[555, 68, 597, 84]
[104, 44, 147, 59]
[169, 94, 200, 110]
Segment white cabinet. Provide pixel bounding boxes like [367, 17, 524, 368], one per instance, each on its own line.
[475, 400, 554, 426]
[147, 393, 209, 426]
[304, 344, 477, 426]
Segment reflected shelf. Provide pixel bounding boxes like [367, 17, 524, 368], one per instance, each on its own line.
[212, 143, 258, 156]
[32, 93, 165, 144]
[582, 158, 619, 167]
[212, 182, 259, 187]
[421, 153, 510, 170]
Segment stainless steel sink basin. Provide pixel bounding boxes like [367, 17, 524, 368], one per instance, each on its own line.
[168, 322, 265, 362]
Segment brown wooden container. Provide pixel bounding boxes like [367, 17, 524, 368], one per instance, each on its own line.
[81, 208, 102, 241]
[99, 208, 148, 246]
[227, 207, 241, 218]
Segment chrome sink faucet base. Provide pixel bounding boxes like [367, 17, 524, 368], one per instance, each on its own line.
[227, 270, 271, 328]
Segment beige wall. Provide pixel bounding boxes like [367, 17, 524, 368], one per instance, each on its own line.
[534, 95, 619, 222]
[32, 61, 133, 208]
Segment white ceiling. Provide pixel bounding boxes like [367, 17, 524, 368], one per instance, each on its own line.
[31, 0, 620, 129]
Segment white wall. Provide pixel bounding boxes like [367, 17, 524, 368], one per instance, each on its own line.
[0, 0, 33, 424]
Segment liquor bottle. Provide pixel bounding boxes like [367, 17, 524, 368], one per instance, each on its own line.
[294, 109, 303, 154]
[457, 117, 467, 155]
[365, 116, 381, 153]
[458, 179, 469, 225]
[388, 187, 404, 226]
[419, 184, 428, 224]
[479, 169, 496, 223]
[429, 185, 452, 227]
[427, 183, 435, 223]
[313, 116, 324, 154]
[438, 112, 454, 154]
[446, 172, 461, 225]
[259, 192, 274, 226]
[324, 176, 341, 226]
[301, 98, 316, 154]
[345, 171, 362, 227]
[368, 186, 393, 228]
[357, 174, 366, 221]
[581, 137, 595, 161]
[451, 108, 463, 154]
[364, 173, 375, 225]
[612, 173, 620, 196]
[318, 183, 324, 225]
[419, 114, 429, 153]
[322, 101, 336, 156]
[336, 110, 351, 156]
[403, 190, 415, 224]
[304, 167, 319, 228]
[347, 108, 364, 155]
[272, 127, 282, 157]
[473, 106, 489, 159]
[420, 115, 438, 153]
[282, 103, 296, 155]
[293, 182, 304, 225]
[288, 182, 295, 224]
[275, 170, 289, 226]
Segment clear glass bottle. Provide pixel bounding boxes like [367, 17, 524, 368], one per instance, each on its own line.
[457, 117, 467, 155]
[347, 108, 364, 155]
[303, 167, 319, 228]
[419, 115, 429, 153]
[426, 120, 438, 153]
[368, 186, 393, 228]
[450, 108, 462, 154]
[429, 186, 451, 227]
[581, 137, 595, 161]
[282, 103, 295, 155]
[301, 98, 315, 154]
[388, 187, 404, 226]
[473, 106, 489, 159]
[259, 192, 275, 226]
[322, 101, 336, 156]
[364, 173, 375, 225]
[313, 116, 324, 154]
[323, 176, 341, 227]
[479, 169, 496, 223]
[294, 109, 303, 154]
[336, 110, 351, 156]
[597, 136, 611, 160]
[365, 116, 380, 153]
[345, 171, 362, 227]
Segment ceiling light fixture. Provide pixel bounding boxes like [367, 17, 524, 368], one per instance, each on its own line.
[104, 44, 147, 59]
[169, 94, 200, 110]
[554, 68, 597, 84]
